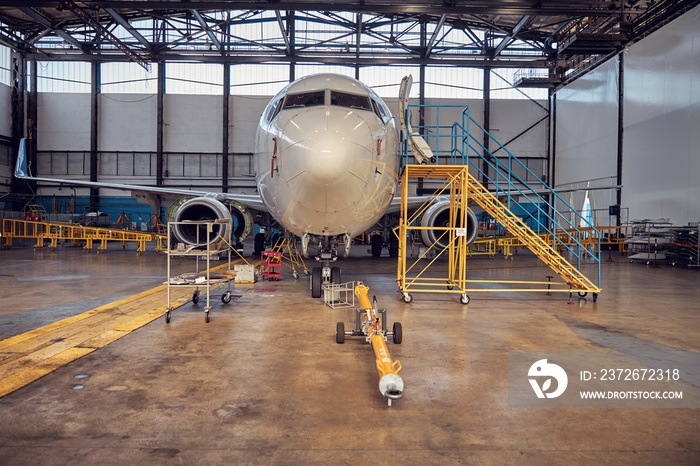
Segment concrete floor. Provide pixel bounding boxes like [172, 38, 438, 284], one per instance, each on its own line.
[0, 241, 699, 464]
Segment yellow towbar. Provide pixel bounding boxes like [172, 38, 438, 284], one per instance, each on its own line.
[335, 282, 404, 406]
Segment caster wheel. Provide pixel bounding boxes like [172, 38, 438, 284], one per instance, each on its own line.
[392, 322, 403, 344]
[192, 291, 200, 304]
[460, 294, 470, 305]
[402, 293, 412, 304]
[293, 272, 299, 279]
[304, 269, 310, 276]
[165, 310, 171, 323]
[336, 322, 345, 344]
[593, 293, 598, 303]
[205, 311, 210, 323]
[578, 291, 588, 298]
[221, 292, 231, 304]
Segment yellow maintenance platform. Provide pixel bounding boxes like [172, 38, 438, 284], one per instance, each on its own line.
[1, 218, 165, 254]
[396, 165, 601, 304]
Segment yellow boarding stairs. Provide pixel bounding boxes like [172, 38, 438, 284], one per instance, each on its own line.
[465, 172, 600, 294]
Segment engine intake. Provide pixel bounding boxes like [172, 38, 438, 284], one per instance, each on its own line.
[420, 199, 478, 249]
[172, 197, 233, 247]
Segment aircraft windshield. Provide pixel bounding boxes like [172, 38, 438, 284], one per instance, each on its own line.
[283, 91, 325, 109]
[330, 91, 371, 111]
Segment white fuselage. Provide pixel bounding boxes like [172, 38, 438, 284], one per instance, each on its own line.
[254, 74, 400, 239]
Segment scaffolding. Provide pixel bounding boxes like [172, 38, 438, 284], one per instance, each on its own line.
[398, 102, 602, 303]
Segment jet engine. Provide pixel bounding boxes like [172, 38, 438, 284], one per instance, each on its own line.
[419, 199, 479, 249]
[168, 195, 253, 248]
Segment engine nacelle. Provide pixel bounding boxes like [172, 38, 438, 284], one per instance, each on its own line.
[172, 196, 232, 247]
[167, 195, 255, 248]
[420, 199, 478, 249]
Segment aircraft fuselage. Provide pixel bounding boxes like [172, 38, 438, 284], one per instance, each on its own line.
[254, 74, 400, 241]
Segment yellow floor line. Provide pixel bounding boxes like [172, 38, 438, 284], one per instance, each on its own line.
[0, 260, 244, 398]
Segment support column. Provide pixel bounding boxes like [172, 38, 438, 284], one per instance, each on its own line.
[615, 53, 624, 226]
[482, 66, 491, 190]
[10, 53, 29, 196]
[28, 60, 38, 180]
[222, 63, 230, 193]
[156, 62, 165, 187]
[90, 62, 100, 211]
[287, 11, 295, 82]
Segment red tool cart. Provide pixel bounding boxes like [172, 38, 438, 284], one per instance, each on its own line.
[260, 251, 282, 280]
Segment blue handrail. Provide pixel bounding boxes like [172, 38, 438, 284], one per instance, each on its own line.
[402, 103, 601, 289]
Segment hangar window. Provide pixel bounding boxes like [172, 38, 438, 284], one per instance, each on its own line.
[330, 91, 371, 111]
[283, 90, 325, 109]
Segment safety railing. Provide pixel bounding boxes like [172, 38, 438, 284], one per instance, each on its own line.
[402, 103, 602, 291]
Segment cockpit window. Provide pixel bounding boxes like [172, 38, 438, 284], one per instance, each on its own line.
[283, 91, 325, 109]
[372, 98, 389, 123]
[266, 98, 282, 122]
[330, 91, 371, 111]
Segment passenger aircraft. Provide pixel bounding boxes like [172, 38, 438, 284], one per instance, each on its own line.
[15, 73, 478, 297]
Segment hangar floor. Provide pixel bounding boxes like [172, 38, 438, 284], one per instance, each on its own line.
[0, 242, 699, 464]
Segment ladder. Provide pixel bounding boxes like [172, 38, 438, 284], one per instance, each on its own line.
[465, 173, 599, 292]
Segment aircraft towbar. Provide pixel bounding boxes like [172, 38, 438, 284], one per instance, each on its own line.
[335, 282, 404, 406]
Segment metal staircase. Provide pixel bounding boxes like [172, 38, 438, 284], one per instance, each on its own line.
[403, 103, 602, 296]
[465, 172, 599, 292]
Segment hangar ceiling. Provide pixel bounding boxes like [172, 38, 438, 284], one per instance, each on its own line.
[1, 1, 699, 86]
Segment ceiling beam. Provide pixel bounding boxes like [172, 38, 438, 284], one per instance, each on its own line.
[19, 7, 88, 53]
[424, 14, 446, 57]
[13, 1, 634, 17]
[492, 15, 532, 58]
[275, 10, 292, 55]
[192, 9, 223, 54]
[104, 7, 154, 53]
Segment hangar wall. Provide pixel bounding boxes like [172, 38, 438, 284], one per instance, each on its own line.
[554, 58, 619, 224]
[621, 5, 700, 225]
[28, 93, 547, 194]
[555, 4, 700, 226]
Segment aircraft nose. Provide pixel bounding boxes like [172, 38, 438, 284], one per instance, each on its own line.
[283, 109, 373, 181]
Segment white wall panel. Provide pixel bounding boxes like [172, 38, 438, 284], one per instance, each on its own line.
[164, 95, 221, 152]
[0, 83, 10, 137]
[99, 94, 157, 151]
[37, 93, 91, 150]
[230, 96, 268, 153]
[622, 5, 700, 224]
[554, 57, 620, 219]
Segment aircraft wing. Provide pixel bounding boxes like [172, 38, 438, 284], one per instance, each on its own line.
[14, 138, 268, 212]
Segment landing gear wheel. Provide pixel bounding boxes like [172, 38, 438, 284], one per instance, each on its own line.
[389, 234, 399, 257]
[460, 294, 470, 305]
[402, 292, 412, 304]
[311, 267, 322, 298]
[371, 235, 382, 257]
[336, 322, 345, 344]
[331, 267, 341, 284]
[192, 291, 200, 304]
[221, 291, 231, 304]
[578, 291, 588, 298]
[392, 322, 403, 344]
